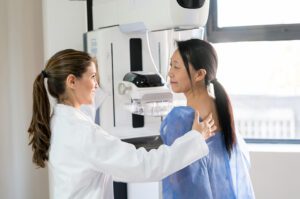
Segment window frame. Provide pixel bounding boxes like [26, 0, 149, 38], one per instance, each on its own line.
[206, 0, 300, 143]
[245, 139, 300, 144]
[206, 0, 300, 43]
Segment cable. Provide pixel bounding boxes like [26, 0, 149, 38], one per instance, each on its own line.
[145, 30, 167, 83]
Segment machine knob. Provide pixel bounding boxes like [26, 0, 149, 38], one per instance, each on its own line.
[118, 82, 132, 95]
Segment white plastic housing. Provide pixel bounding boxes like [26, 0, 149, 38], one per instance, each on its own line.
[93, 0, 210, 31]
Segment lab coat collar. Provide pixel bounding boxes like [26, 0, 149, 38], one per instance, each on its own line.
[53, 104, 94, 123]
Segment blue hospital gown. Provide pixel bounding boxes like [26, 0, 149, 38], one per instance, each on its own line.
[160, 106, 255, 199]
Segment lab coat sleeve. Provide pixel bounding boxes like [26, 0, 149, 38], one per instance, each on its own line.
[83, 126, 209, 183]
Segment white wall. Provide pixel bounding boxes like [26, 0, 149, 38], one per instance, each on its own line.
[0, 0, 87, 198]
[0, 0, 47, 198]
[250, 146, 300, 199]
[42, 0, 87, 59]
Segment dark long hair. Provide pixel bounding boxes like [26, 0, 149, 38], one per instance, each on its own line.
[177, 39, 236, 155]
[28, 49, 97, 168]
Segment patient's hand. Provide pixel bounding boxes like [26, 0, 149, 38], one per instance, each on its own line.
[192, 112, 216, 140]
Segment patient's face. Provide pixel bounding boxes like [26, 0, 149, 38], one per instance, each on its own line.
[168, 50, 193, 94]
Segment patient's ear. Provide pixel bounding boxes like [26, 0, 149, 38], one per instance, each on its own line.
[194, 69, 206, 82]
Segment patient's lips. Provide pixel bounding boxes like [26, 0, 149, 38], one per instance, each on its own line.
[170, 80, 178, 85]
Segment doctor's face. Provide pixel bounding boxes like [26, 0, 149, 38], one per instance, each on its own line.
[73, 62, 98, 106]
[168, 50, 193, 94]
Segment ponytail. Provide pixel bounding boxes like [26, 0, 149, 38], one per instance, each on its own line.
[212, 79, 236, 156]
[28, 73, 51, 168]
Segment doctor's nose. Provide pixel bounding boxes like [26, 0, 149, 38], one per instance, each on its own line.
[94, 80, 99, 89]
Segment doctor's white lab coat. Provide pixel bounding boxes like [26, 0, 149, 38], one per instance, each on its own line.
[48, 104, 209, 199]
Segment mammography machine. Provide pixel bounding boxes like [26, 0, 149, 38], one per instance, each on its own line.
[85, 0, 210, 198]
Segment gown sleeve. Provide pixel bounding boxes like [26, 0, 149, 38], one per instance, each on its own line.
[80, 124, 209, 183]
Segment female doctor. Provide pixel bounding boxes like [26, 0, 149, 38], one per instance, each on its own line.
[28, 49, 216, 199]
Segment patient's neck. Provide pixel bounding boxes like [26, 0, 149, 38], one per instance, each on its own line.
[185, 87, 214, 119]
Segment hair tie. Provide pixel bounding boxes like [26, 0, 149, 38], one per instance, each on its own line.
[41, 70, 48, 78]
[211, 78, 218, 84]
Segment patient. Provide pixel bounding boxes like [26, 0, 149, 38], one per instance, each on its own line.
[160, 39, 255, 199]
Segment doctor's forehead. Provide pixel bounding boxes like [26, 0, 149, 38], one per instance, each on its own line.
[86, 62, 97, 73]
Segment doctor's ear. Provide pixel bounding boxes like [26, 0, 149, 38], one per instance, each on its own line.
[66, 74, 77, 89]
[194, 69, 206, 82]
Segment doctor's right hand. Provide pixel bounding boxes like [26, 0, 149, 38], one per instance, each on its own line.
[192, 112, 216, 140]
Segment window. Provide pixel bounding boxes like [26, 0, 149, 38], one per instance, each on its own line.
[218, 0, 300, 27]
[206, 0, 300, 142]
[207, 0, 300, 43]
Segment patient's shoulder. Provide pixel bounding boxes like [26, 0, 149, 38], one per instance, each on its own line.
[161, 106, 195, 133]
[166, 106, 195, 121]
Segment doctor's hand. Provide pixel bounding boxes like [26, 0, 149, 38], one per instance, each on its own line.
[192, 112, 216, 140]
